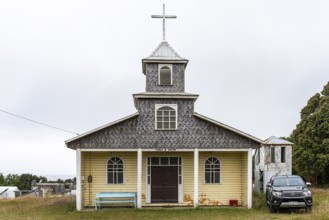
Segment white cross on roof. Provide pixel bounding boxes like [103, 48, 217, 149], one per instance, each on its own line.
[151, 4, 177, 41]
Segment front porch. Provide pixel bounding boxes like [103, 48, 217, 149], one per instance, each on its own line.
[76, 149, 252, 210]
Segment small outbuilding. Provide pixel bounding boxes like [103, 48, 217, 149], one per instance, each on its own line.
[0, 186, 21, 199]
[254, 136, 293, 193]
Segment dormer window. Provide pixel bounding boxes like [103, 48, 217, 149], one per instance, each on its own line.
[155, 104, 177, 130]
[158, 64, 172, 85]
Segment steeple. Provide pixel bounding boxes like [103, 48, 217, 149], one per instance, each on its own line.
[141, 5, 188, 94]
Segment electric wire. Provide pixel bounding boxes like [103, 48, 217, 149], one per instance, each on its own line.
[0, 109, 79, 135]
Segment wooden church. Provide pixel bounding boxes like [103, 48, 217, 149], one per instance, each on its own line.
[65, 6, 263, 210]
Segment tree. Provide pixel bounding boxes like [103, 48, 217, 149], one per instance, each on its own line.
[290, 82, 329, 186]
[0, 174, 48, 190]
[3, 174, 20, 186]
[0, 173, 5, 185]
[17, 174, 48, 190]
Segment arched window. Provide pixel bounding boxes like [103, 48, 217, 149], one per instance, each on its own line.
[156, 105, 177, 130]
[107, 157, 124, 184]
[159, 64, 172, 85]
[205, 157, 221, 184]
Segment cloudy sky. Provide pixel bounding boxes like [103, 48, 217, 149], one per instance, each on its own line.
[1, 0, 328, 180]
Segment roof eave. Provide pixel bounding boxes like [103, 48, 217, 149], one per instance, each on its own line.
[133, 93, 199, 109]
[142, 59, 189, 74]
[65, 112, 140, 147]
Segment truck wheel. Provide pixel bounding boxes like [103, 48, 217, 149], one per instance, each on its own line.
[306, 206, 312, 213]
[269, 204, 276, 213]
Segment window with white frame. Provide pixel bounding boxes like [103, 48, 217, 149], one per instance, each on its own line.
[155, 104, 177, 130]
[107, 157, 124, 184]
[205, 157, 221, 184]
[158, 64, 172, 85]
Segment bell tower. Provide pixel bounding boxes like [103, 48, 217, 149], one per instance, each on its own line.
[141, 4, 189, 93]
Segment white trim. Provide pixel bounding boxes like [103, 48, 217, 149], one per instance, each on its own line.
[194, 112, 263, 144]
[137, 148, 142, 208]
[76, 149, 82, 211]
[146, 156, 183, 204]
[146, 157, 151, 203]
[194, 148, 199, 208]
[133, 93, 199, 99]
[198, 149, 250, 152]
[158, 64, 173, 85]
[79, 148, 252, 152]
[247, 148, 252, 209]
[179, 157, 183, 203]
[133, 93, 198, 109]
[65, 112, 139, 144]
[106, 156, 125, 185]
[203, 156, 221, 184]
[155, 104, 178, 130]
[80, 149, 138, 152]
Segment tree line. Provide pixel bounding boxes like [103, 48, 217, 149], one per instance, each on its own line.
[0, 173, 75, 190]
[288, 81, 329, 186]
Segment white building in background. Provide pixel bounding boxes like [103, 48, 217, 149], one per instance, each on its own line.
[254, 136, 293, 193]
[0, 186, 21, 199]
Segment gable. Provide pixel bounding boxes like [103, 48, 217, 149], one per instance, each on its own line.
[66, 108, 262, 150]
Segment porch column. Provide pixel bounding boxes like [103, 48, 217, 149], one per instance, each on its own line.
[137, 148, 142, 208]
[76, 148, 82, 211]
[194, 148, 199, 207]
[247, 148, 252, 209]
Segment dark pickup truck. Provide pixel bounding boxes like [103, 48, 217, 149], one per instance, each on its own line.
[266, 175, 312, 213]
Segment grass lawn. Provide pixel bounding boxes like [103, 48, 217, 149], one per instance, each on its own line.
[0, 188, 328, 220]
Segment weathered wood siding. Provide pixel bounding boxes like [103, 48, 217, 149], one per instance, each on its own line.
[81, 152, 137, 207]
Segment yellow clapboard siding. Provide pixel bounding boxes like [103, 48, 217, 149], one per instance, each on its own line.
[241, 152, 248, 206]
[81, 152, 137, 207]
[198, 152, 243, 206]
[80, 151, 249, 207]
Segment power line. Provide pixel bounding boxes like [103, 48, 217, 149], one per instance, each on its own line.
[0, 109, 79, 135]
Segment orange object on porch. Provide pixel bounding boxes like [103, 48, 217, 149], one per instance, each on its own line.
[229, 200, 238, 207]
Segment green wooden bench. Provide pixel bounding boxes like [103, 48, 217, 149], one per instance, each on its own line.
[95, 192, 137, 210]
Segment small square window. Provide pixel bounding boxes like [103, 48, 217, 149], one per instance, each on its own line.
[170, 157, 178, 165]
[151, 157, 159, 165]
[161, 157, 169, 165]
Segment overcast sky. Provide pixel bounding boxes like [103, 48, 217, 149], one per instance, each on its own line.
[1, 0, 328, 180]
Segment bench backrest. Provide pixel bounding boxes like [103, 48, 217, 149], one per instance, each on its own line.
[96, 192, 136, 199]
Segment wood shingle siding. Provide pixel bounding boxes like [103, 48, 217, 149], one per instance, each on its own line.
[67, 108, 260, 150]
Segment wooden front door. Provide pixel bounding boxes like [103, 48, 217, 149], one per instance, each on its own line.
[151, 166, 178, 203]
